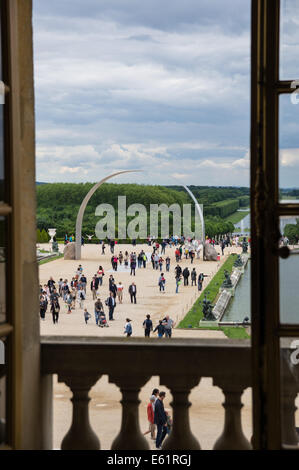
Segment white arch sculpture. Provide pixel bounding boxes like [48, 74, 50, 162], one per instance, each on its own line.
[183, 185, 205, 256]
[75, 170, 140, 259]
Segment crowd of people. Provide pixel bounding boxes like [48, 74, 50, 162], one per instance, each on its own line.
[39, 235, 239, 334]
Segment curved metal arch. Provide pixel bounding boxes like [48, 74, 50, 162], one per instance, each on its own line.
[183, 185, 205, 243]
[75, 170, 141, 259]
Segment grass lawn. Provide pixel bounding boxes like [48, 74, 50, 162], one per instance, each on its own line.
[177, 253, 249, 339]
[38, 253, 63, 265]
[225, 210, 250, 225]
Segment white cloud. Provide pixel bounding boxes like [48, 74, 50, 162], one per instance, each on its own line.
[33, 1, 253, 186]
[280, 148, 299, 167]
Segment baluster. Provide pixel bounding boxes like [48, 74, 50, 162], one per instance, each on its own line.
[109, 375, 150, 450]
[281, 388, 299, 446]
[59, 374, 101, 450]
[160, 375, 201, 450]
[213, 378, 251, 450]
[281, 366, 299, 447]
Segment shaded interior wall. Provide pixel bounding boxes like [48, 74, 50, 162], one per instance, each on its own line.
[16, 0, 41, 449]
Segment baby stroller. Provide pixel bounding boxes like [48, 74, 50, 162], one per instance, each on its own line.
[98, 311, 109, 328]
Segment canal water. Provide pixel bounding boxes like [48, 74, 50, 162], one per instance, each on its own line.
[222, 256, 299, 324]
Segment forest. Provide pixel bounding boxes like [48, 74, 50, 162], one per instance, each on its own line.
[36, 183, 250, 241]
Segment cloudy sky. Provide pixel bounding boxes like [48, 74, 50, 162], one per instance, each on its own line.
[33, 0, 299, 187]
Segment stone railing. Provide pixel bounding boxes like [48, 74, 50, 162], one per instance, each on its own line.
[40, 337, 299, 450]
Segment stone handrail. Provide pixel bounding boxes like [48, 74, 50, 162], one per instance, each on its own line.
[40, 337, 299, 450]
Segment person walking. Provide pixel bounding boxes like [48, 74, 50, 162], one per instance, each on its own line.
[143, 314, 153, 337]
[61, 279, 70, 302]
[198, 272, 208, 291]
[124, 251, 129, 269]
[110, 280, 117, 299]
[162, 315, 175, 338]
[129, 282, 137, 304]
[154, 320, 165, 338]
[158, 273, 166, 292]
[66, 292, 73, 313]
[47, 276, 56, 294]
[151, 253, 155, 269]
[143, 396, 156, 440]
[78, 286, 86, 309]
[108, 275, 115, 291]
[191, 268, 197, 286]
[165, 256, 170, 272]
[39, 294, 47, 320]
[158, 257, 164, 272]
[130, 258, 136, 276]
[116, 282, 124, 304]
[80, 273, 87, 293]
[51, 299, 60, 324]
[137, 252, 143, 269]
[142, 252, 147, 268]
[175, 275, 182, 294]
[94, 298, 104, 325]
[84, 309, 91, 324]
[124, 318, 132, 337]
[97, 266, 104, 286]
[154, 253, 159, 270]
[174, 265, 182, 279]
[101, 242, 106, 255]
[154, 391, 168, 449]
[183, 267, 190, 286]
[90, 276, 99, 300]
[107, 293, 116, 320]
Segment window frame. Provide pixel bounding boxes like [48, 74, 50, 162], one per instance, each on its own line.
[251, 0, 299, 449]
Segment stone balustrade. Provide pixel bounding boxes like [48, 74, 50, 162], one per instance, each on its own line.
[40, 337, 299, 450]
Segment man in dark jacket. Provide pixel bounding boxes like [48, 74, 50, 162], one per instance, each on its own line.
[174, 265, 182, 278]
[183, 267, 190, 286]
[128, 282, 137, 304]
[107, 293, 116, 320]
[154, 391, 167, 449]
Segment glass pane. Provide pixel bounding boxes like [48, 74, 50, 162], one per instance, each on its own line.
[279, 94, 299, 202]
[0, 216, 6, 324]
[0, 2, 4, 203]
[280, 338, 299, 447]
[280, 0, 299, 79]
[279, 216, 299, 323]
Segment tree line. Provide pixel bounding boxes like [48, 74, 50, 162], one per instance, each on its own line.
[36, 183, 246, 239]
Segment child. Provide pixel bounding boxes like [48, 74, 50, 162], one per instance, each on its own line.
[84, 309, 91, 324]
[124, 318, 132, 337]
